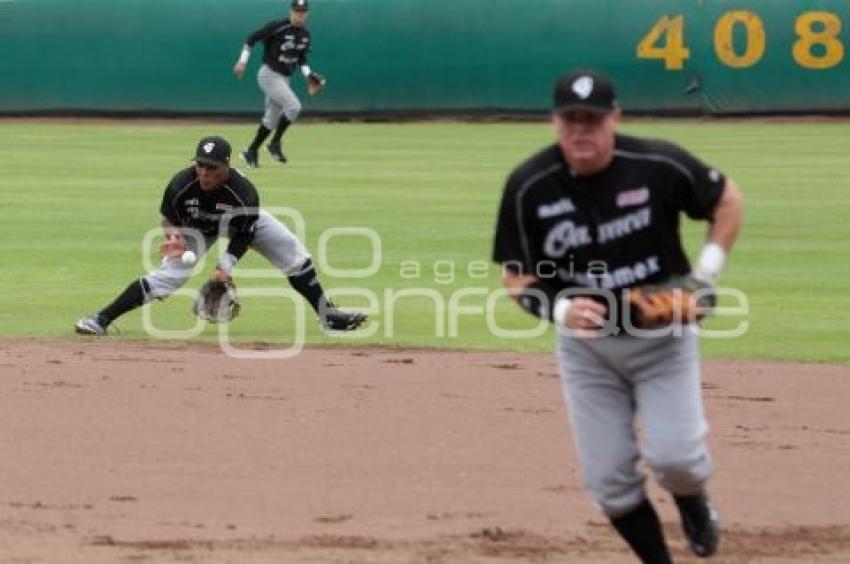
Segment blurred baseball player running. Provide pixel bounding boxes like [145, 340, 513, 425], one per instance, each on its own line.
[492, 70, 744, 563]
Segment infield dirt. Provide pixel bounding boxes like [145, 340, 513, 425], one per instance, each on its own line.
[1, 339, 848, 563]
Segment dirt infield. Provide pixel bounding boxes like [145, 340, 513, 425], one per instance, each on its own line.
[1, 339, 848, 563]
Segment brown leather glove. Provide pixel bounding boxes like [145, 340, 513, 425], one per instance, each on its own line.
[626, 276, 715, 328]
[307, 72, 326, 95]
[193, 278, 241, 323]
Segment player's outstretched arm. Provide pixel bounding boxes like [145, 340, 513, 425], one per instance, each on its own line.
[233, 45, 251, 79]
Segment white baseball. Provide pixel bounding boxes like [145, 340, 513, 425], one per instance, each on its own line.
[181, 250, 197, 266]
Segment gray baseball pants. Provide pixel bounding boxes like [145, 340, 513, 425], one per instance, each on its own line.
[257, 64, 302, 130]
[556, 327, 712, 518]
[142, 210, 309, 301]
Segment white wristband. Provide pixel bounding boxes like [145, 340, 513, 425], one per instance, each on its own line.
[693, 242, 726, 284]
[553, 297, 573, 328]
[237, 45, 251, 65]
[217, 253, 238, 274]
[300, 64, 312, 77]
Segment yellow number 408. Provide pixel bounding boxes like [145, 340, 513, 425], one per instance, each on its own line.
[637, 11, 844, 70]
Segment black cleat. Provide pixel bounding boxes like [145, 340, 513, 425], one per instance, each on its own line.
[266, 142, 287, 163]
[675, 493, 720, 557]
[321, 308, 367, 331]
[241, 149, 259, 168]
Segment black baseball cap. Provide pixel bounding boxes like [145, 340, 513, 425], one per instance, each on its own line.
[194, 136, 231, 166]
[291, 0, 308, 11]
[553, 70, 618, 114]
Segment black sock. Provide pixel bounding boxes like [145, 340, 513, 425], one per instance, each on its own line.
[248, 124, 272, 152]
[287, 259, 328, 314]
[270, 117, 291, 145]
[98, 279, 148, 326]
[674, 493, 706, 513]
[674, 493, 712, 527]
[610, 499, 673, 564]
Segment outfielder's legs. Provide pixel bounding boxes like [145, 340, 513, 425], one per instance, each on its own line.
[258, 65, 302, 127]
[243, 65, 302, 167]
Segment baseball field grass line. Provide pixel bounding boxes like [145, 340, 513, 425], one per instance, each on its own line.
[1, 121, 848, 362]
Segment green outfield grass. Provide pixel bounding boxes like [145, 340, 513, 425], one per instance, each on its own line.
[1, 120, 847, 362]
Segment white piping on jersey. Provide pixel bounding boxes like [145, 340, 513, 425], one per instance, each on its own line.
[614, 149, 695, 186]
[221, 184, 248, 210]
[515, 163, 563, 268]
[170, 180, 250, 222]
[272, 23, 292, 35]
[170, 178, 199, 212]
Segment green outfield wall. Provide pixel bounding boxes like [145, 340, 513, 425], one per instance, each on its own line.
[1, 0, 848, 114]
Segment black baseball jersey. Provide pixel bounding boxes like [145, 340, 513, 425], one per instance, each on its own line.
[160, 167, 260, 260]
[245, 19, 311, 76]
[493, 134, 725, 292]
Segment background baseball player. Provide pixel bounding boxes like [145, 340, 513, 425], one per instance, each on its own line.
[74, 135, 366, 336]
[492, 70, 744, 562]
[233, 0, 325, 167]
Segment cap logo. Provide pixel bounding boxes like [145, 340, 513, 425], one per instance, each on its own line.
[572, 76, 594, 99]
[203, 142, 215, 154]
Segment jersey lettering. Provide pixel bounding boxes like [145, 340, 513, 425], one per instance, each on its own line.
[616, 187, 650, 207]
[543, 220, 592, 258]
[493, 136, 725, 292]
[537, 198, 576, 219]
[597, 206, 651, 243]
[573, 256, 661, 289]
[248, 19, 311, 76]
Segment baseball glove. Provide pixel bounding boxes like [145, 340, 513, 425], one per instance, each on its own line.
[625, 276, 715, 328]
[307, 72, 326, 95]
[193, 279, 241, 323]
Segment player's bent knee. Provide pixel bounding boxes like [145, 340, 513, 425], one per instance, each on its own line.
[648, 453, 712, 494]
[588, 486, 647, 518]
[285, 103, 301, 122]
[262, 115, 278, 130]
[584, 473, 646, 518]
[143, 273, 192, 301]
